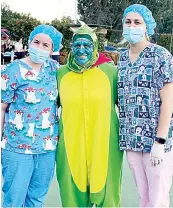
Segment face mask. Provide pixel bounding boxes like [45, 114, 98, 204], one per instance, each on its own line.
[28, 45, 50, 64]
[72, 38, 94, 66]
[123, 27, 145, 44]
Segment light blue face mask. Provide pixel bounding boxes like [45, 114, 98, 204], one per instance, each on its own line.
[72, 38, 94, 66]
[123, 27, 145, 44]
[28, 45, 50, 64]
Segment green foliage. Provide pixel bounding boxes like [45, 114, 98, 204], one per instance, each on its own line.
[78, 0, 173, 34]
[51, 17, 73, 52]
[2, 1, 172, 54]
[78, 0, 127, 29]
[158, 34, 173, 54]
[97, 34, 106, 51]
[1, 4, 74, 51]
[108, 29, 123, 43]
[1, 4, 21, 27]
[1, 3, 41, 45]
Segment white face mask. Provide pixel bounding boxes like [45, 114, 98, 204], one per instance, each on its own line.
[123, 26, 145, 44]
[28, 45, 50, 64]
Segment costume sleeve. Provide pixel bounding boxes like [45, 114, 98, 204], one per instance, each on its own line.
[154, 49, 173, 90]
[111, 63, 118, 105]
[1, 62, 20, 103]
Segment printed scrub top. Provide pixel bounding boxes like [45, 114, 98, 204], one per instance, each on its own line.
[118, 44, 173, 153]
[1, 59, 59, 154]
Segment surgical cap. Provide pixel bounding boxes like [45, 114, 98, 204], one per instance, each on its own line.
[122, 4, 156, 36]
[29, 24, 63, 52]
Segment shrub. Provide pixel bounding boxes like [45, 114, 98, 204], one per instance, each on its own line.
[158, 34, 173, 54]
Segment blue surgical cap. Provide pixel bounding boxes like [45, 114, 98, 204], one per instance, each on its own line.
[29, 24, 63, 52]
[122, 4, 156, 36]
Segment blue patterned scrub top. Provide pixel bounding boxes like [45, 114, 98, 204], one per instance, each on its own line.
[118, 44, 173, 152]
[1, 59, 59, 154]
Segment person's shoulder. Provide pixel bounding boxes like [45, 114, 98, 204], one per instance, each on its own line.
[57, 65, 68, 73]
[2, 60, 20, 72]
[1, 61, 20, 83]
[58, 64, 67, 70]
[102, 61, 117, 69]
[46, 59, 60, 70]
[48, 58, 58, 65]
[151, 44, 172, 58]
[118, 48, 129, 60]
[99, 61, 118, 76]
[120, 48, 129, 54]
[56, 64, 69, 78]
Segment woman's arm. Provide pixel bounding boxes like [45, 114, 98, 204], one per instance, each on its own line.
[157, 83, 173, 138]
[150, 83, 173, 166]
[1, 103, 8, 136]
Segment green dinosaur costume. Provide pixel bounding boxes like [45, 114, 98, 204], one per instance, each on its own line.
[56, 23, 123, 207]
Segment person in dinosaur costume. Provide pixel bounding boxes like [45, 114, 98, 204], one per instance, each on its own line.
[56, 22, 123, 207]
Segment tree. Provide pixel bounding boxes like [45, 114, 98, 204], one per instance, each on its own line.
[78, 0, 128, 29]
[1, 3, 74, 52]
[1, 3, 41, 45]
[1, 4, 21, 27]
[51, 17, 74, 52]
[78, 0, 173, 34]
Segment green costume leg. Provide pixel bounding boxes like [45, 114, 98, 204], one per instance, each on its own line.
[57, 116, 123, 207]
[91, 116, 123, 207]
[56, 140, 92, 207]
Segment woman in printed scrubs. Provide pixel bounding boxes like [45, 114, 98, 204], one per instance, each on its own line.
[118, 4, 173, 207]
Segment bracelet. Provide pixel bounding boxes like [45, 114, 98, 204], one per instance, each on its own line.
[155, 137, 166, 144]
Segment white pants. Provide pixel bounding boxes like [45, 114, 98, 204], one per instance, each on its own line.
[127, 149, 173, 207]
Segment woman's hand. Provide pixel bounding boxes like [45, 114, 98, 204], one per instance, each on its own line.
[150, 142, 165, 166]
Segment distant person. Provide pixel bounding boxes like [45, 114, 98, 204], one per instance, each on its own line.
[4, 39, 13, 53]
[15, 38, 23, 52]
[52, 50, 60, 62]
[4, 39, 15, 62]
[24, 45, 29, 57]
[15, 38, 24, 59]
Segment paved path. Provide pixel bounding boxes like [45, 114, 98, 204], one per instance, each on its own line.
[45, 157, 173, 207]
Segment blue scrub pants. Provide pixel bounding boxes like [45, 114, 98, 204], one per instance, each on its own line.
[1, 149, 56, 207]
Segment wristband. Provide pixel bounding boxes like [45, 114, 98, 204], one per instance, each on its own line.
[155, 137, 166, 144]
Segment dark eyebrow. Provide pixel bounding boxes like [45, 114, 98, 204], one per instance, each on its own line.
[33, 39, 39, 42]
[126, 18, 142, 21]
[43, 42, 51, 46]
[134, 19, 142, 21]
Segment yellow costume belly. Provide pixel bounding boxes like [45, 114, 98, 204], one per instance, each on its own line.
[59, 67, 111, 193]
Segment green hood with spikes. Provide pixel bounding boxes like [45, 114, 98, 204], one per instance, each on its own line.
[67, 23, 99, 73]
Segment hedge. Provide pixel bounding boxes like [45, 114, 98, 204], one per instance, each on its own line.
[158, 34, 173, 54]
